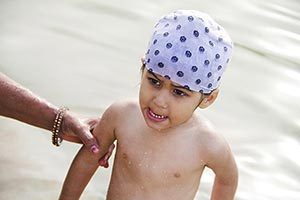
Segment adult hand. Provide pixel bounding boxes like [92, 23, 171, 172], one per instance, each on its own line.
[59, 114, 115, 168]
[0, 73, 115, 167]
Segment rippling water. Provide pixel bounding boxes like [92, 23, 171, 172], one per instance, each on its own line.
[0, 0, 299, 199]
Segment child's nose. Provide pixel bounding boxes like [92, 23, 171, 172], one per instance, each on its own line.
[153, 90, 168, 109]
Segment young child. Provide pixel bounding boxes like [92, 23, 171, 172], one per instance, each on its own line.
[59, 10, 238, 200]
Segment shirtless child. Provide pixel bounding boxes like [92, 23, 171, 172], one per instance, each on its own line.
[59, 10, 238, 200]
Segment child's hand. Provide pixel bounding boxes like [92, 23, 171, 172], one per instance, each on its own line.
[99, 143, 115, 168]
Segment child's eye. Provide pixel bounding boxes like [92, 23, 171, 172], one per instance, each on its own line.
[148, 78, 160, 87]
[173, 89, 187, 96]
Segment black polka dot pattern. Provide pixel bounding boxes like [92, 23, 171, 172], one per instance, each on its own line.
[166, 43, 172, 48]
[177, 71, 184, 77]
[185, 50, 192, 57]
[199, 46, 205, 52]
[144, 10, 233, 94]
[158, 62, 164, 68]
[204, 60, 210, 65]
[191, 66, 198, 72]
[180, 36, 186, 42]
[205, 27, 209, 33]
[171, 56, 178, 62]
[188, 16, 194, 21]
[193, 30, 199, 37]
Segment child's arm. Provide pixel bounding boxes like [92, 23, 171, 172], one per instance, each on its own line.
[59, 105, 117, 200]
[208, 142, 238, 200]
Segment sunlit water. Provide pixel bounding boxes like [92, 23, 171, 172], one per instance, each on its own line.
[0, 0, 299, 199]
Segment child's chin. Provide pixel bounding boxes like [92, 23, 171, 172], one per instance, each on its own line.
[144, 119, 170, 132]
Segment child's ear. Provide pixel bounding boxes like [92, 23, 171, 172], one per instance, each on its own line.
[198, 89, 219, 109]
[141, 56, 145, 64]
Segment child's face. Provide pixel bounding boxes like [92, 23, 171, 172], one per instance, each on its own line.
[139, 69, 203, 131]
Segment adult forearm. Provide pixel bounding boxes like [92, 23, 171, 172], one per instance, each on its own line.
[0, 73, 57, 131]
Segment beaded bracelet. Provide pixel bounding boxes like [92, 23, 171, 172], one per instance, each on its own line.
[52, 107, 69, 147]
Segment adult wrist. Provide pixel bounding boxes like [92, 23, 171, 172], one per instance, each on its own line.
[52, 107, 69, 147]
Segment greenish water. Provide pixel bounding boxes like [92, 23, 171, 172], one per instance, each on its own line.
[0, 0, 299, 199]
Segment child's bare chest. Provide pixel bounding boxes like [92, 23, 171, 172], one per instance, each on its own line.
[114, 128, 206, 185]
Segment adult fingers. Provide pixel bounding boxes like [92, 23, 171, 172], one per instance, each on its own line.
[79, 117, 102, 153]
[79, 127, 100, 154]
[84, 117, 101, 130]
[60, 113, 99, 153]
[59, 133, 82, 144]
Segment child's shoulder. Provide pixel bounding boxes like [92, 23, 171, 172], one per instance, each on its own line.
[192, 113, 231, 158]
[105, 98, 139, 117]
[193, 114, 236, 176]
[192, 112, 217, 136]
[109, 98, 138, 110]
[99, 99, 139, 130]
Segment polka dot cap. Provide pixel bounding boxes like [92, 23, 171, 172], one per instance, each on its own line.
[144, 10, 234, 94]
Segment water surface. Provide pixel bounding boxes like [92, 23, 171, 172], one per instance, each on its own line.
[0, 0, 299, 199]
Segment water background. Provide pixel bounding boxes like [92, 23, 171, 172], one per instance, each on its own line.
[0, 0, 299, 199]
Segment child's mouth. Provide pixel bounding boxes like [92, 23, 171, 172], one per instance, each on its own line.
[146, 108, 168, 122]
